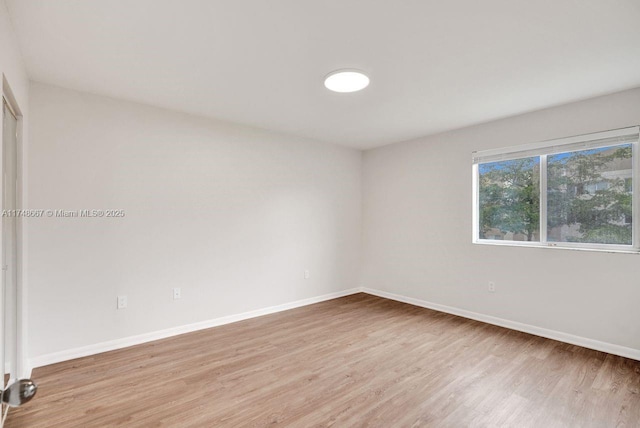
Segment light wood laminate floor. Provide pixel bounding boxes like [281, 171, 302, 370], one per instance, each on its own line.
[7, 293, 640, 427]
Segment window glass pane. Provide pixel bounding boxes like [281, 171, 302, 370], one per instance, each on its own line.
[547, 144, 632, 245]
[478, 157, 540, 241]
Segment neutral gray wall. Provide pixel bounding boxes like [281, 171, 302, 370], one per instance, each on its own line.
[362, 88, 640, 351]
[28, 83, 362, 359]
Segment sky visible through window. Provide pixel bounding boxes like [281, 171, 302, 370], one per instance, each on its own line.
[478, 157, 539, 174]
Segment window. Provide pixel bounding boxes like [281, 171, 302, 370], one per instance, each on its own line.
[478, 157, 540, 242]
[473, 127, 639, 252]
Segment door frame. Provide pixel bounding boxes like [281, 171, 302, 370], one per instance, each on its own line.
[1, 75, 26, 383]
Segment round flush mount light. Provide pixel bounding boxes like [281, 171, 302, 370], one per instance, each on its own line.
[324, 69, 370, 93]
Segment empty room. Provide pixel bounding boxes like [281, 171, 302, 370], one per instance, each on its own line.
[1, 0, 640, 426]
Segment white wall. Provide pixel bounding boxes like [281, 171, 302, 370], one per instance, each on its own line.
[27, 83, 362, 360]
[0, 0, 28, 204]
[362, 88, 640, 352]
[0, 1, 28, 106]
[1, 0, 29, 378]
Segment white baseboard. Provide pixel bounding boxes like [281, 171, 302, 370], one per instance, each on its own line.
[29, 288, 361, 369]
[360, 287, 640, 361]
[28, 286, 640, 370]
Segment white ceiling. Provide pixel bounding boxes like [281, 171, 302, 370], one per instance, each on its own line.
[5, 0, 640, 149]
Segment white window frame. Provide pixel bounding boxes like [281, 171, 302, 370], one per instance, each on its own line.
[472, 126, 640, 254]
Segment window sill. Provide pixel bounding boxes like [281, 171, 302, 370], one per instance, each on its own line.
[473, 240, 640, 254]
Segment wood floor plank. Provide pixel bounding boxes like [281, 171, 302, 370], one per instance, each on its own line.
[6, 294, 640, 427]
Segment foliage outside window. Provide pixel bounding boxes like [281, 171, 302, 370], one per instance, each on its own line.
[478, 157, 540, 242]
[473, 127, 639, 252]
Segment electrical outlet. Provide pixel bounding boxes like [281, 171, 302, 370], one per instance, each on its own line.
[488, 282, 496, 293]
[304, 270, 310, 279]
[173, 288, 181, 300]
[117, 295, 127, 309]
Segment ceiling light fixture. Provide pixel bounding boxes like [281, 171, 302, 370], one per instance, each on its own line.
[324, 69, 370, 93]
